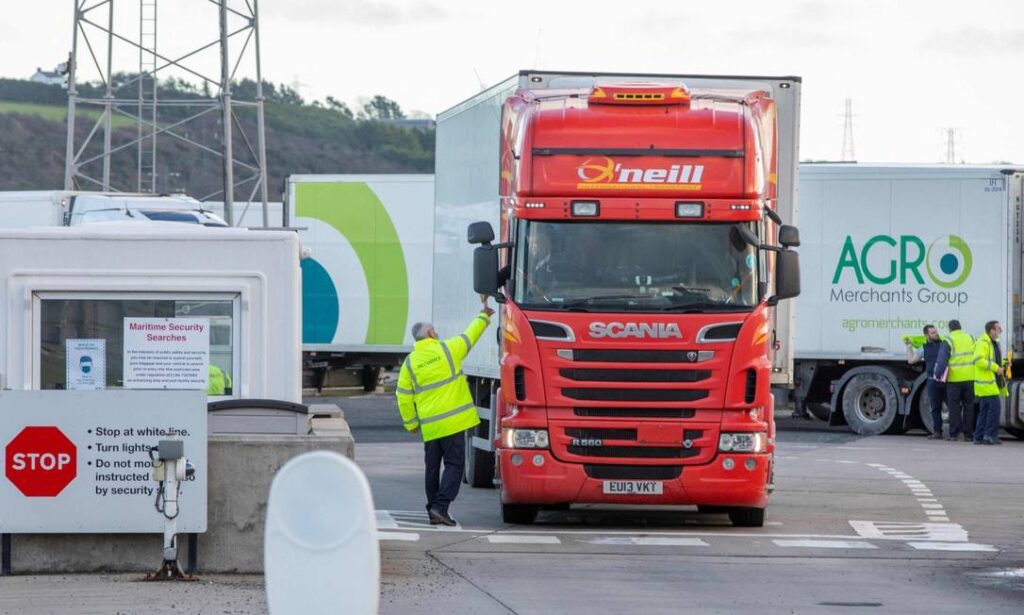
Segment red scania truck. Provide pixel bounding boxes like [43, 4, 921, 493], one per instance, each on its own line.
[432, 71, 801, 526]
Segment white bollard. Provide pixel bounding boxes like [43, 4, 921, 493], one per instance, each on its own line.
[265, 451, 379, 615]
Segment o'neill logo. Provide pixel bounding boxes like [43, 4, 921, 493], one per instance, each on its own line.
[576, 157, 704, 191]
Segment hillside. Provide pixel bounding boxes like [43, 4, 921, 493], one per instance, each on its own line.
[0, 78, 434, 199]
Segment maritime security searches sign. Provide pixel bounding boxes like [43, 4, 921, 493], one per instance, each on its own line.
[0, 390, 207, 533]
[124, 318, 210, 390]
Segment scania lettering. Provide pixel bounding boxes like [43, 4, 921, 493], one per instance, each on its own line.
[433, 72, 802, 527]
[792, 164, 1024, 439]
[588, 322, 683, 339]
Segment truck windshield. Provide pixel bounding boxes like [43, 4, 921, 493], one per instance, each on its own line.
[513, 221, 759, 312]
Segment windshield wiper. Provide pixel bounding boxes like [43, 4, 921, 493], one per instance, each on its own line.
[558, 294, 648, 308]
[653, 302, 752, 313]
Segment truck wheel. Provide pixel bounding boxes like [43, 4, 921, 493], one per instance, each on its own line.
[464, 427, 495, 488]
[728, 507, 765, 527]
[807, 402, 831, 422]
[697, 505, 728, 514]
[361, 366, 379, 392]
[1005, 427, 1024, 440]
[917, 387, 949, 436]
[502, 503, 539, 524]
[841, 372, 898, 435]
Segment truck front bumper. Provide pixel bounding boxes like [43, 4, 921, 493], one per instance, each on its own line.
[498, 449, 770, 509]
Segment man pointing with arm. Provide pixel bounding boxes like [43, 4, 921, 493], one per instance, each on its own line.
[396, 295, 494, 526]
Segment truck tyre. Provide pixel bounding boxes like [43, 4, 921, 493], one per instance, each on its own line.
[697, 505, 728, 514]
[361, 366, 379, 392]
[728, 507, 765, 527]
[841, 372, 899, 435]
[1005, 427, 1024, 440]
[502, 503, 539, 524]
[807, 402, 831, 422]
[464, 426, 495, 488]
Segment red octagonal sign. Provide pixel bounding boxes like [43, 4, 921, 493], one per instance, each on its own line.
[4, 426, 78, 497]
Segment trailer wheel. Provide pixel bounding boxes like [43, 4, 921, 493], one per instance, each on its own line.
[360, 366, 380, 392]
[502, 503, 538, 525]
[1005, 427, 1024, 440]
[464, 426, 495, 488]
[841, 372, 899, 435]
[728, 507, 765, 527]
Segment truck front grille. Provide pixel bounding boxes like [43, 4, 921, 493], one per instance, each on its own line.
[570, 349, 705, 363]
[560, 368, 711, 383]
[563, 388, 708, 402]
[573, 407, 697, 419]
[567, 445, 702, 459]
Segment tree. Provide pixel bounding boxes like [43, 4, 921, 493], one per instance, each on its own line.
[360, 95, 405, 121]
[325, 96, 354, 119]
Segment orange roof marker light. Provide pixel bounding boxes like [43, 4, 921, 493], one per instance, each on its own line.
[588, 83, 691, 106]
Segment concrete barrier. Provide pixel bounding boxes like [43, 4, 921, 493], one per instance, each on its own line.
[6, 421, 355, 574]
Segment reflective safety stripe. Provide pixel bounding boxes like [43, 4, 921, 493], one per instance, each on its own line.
[977, 378, 995, 385]
[475, 315, 489, 325]
[396, 386, 414, 395]
[440, 343, 456, 376]
[460, 334, 471, 351]
[420, 402, 476, 425]
[412, 371, 464, 393]
[404, 357, 420, 389]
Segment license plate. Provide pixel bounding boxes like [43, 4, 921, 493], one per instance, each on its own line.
[602, 480, 663, 495]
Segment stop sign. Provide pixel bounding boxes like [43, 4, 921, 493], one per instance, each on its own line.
[4, 426, 77, 497]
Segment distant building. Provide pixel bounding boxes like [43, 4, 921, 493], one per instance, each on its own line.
[30, 67, 64, 86]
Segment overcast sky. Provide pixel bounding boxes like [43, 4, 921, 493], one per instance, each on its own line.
[3, 0, 1022, 164]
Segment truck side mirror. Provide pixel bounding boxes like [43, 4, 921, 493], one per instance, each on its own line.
[773, 249, 801, 302]
[467, 221, 495, 245]
[473, 246, 501, 298]
[779, 225, 800, 248]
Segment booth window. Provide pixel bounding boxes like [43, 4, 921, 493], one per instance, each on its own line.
[37, 295, 237, 394]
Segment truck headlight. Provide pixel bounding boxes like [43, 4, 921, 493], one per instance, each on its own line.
[503, 428, 550, 449]
[718, 432, 767, 453]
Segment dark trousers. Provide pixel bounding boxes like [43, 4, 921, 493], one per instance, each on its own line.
[975, 396, 1001, 442]
[927, 379, 946, 435]
[946, 381, 975, 438]
[424, 431, 465, 515]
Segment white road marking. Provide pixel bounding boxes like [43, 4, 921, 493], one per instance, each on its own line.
[773, 539, 878, 549]
[909, 542, 997, 552]
[378, 531, 421, 542]
[850, 520, 968, 542]
[487, 534, 561, 545]
[920, 503, 944, 509]
[765, 521, 784, 526]
[586, 536, 709, 547]
[375, 510, 399, 530]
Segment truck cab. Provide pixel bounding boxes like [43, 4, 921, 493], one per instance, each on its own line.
[457, 75, 801, 526]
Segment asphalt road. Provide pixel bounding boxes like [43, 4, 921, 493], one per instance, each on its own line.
[2, 394, 1022, 614]
[340, 393, 1024, 614]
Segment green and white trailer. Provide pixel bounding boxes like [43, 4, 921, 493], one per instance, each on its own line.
[284, 175, 435, 390]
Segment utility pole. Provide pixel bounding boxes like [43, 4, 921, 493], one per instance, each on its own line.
[840, 97, 855, 162]
[63, 1, 270, 226]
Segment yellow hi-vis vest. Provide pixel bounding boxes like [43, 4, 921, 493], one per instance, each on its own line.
[973, 334, 1007, 397]
[945, 330, 975, 383]
[396, 312, 491, 442]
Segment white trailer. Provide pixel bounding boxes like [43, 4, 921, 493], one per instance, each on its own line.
[284, 175, 435, 390]
[0, 191, 227, 226]
[793, 164, 1024, 438]
[0, 225, 302, 403]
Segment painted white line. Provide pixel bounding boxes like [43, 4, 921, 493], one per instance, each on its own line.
[585, 536, 709, 547]
[925, 510, 948, 516]
[835, 460, 858, 465]
[920, 503, 944, 509]
[375, 510, 399, 530]
[773, 539, 878, 549]
[487, 535, 561, 545]
[850, 521, 968, 542]
[378, 531, 420, 542]
[909, 542, 997, 552]
[930, 517, 951, 522]
[867, 463, 888, 468]
[917, 498, 939, 503]
[765, 521, 784, 526]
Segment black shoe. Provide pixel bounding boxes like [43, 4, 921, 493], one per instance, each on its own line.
[428, 508, 457, 526]
[927, 433, 943, 440]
